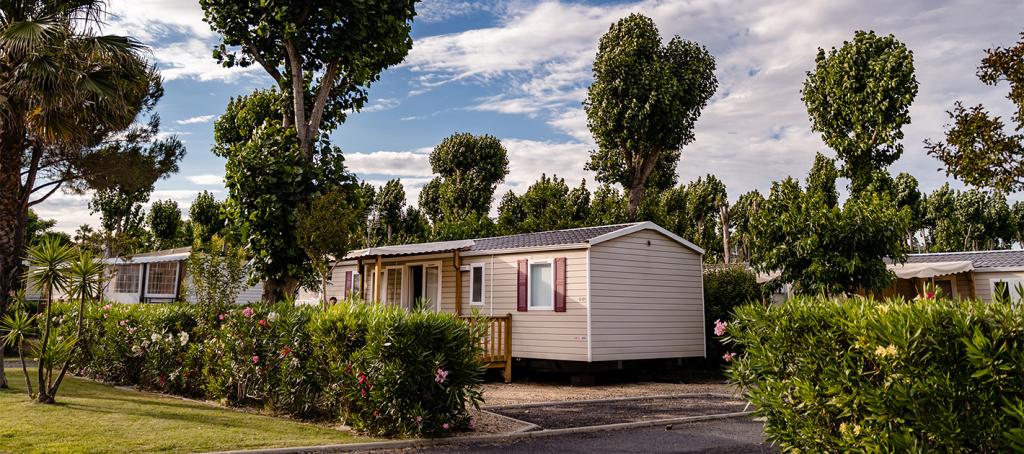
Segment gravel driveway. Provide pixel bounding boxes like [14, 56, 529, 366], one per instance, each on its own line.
[491, 395, 748, 429]
[481, 380, 740, 407]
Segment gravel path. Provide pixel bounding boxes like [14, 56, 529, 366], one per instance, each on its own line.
[491, 395, 748, 429]
[481, 381, 740, 407]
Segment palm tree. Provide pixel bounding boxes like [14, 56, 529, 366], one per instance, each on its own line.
[1, 309, 36, 397]
[0, 0, 151, 390]
[23, 237, 75, 403]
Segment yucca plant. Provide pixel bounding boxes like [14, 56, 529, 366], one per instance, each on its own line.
[1, 309, 37, 397]
[23, 237, 76, 403]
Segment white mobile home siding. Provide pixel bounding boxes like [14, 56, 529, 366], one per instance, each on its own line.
[588, 229, 705, 361]
[973, 270, 1024, 302]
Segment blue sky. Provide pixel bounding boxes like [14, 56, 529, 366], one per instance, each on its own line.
[38, 0, 1024, 232]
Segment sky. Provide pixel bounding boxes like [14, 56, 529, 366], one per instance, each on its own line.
[37, 0, 1024, 233]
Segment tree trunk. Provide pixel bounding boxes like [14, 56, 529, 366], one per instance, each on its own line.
[0, 128, 27, 390]
[261, 277, 300, 303]
[49, 291, 87, 399]
[720, 205, 731, 265]
[37, 286, 53, 404]
[627, 185, 645, 218]
[0, 344, 7, 389]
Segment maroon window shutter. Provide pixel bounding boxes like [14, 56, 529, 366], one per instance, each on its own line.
[517, 259, 528, 312]
[554, 257, 566, 312]
[344, 271, 353, 298]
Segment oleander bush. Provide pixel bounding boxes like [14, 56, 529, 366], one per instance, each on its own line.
[62, 299, 485, 437]
[722, 296, 1024, 452]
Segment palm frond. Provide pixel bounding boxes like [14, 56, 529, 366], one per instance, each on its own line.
[0, 17, 61, 53]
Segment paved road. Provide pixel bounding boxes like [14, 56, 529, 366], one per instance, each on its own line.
[381, 417, 776, 454]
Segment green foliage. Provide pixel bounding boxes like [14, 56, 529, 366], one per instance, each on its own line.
[497, 175, 590, 234]
[927, 32, 1024, 192]
[190, 191, 225, 243]
[419, 133, 510, 226]
[805, 153, 839, 207]
[724, 296, 1024, 452]
[200, 0, 417, 156]
[185, 235, 247, 319]
[296, 188, 363, 305]
[214, 90, 357, 299]
[147, 199, 185, 249]
[68, 300, 485, 437]
[728, 190, 764, 263]
[802, 30, 918, 193]
[702, 267, 763, 363]
[923, 184, 1014, 252]
[88, 186, 151, 255]
[750, 177, 911, 295]
[585, 13, 717, 214]
[658, 175, 727, 262]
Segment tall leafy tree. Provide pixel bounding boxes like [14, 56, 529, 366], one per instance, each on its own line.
[927, 32, 1024, 192]
[376, 179, 407, 244]
[750, 172, 911, 296]
[189, 191, 225, 243]
[214, 90, 355, 300]
[147, 199, 184, 250]
[587, 184, 630, 226]
[200, 0, 417, 159]
[659, 175, 728, 262]
[497, 175, 591, 234]
[805, 153, 839, 208]
[419, 133, 509, 225]
[0, 0, 181, 365]
[89, 187, 150, 256]
[584, 13, 718, 215]
[924, 184, 1012, 252]
[802, 30, 918, 194]
[729, 190, 764, 263]
[295, 188, 362, 306]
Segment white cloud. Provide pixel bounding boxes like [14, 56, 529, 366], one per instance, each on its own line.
[176, 115, 217, 125]
[346, 149, 434, 177]
[404, 0, 1024, 200]
[416, 0, 499, 23]
[105, 0, 212, 41]
[185, 174, 225, 185]
[153, 39, 261, 82]
[362, 98, 402, 113]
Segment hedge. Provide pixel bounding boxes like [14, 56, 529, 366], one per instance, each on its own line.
[56, 300, 485, 437]
[722, 296, 1024, 452]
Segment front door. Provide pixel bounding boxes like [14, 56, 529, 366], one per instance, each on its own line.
[407, 263, 440, 310]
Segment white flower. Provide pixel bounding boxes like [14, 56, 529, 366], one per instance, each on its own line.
[178, 332, 189, 346]
[151, 333, 161, 343]
[267, 311, 279, 323]
[131, 345, 143, 356]
[164, 333, 173, 343]
[141, 340, 150, 349]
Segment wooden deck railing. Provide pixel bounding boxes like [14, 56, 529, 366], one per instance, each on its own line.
[462, 314, 512, 383]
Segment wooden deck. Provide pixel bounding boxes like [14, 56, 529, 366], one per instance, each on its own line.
[463, 314, 513, 383]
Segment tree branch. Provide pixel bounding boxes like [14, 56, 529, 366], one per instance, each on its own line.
[284, 38, 308, 156]
[306, 60, 339, 160]
[244, 39, 285, 90]
[29, 181, 64, 207]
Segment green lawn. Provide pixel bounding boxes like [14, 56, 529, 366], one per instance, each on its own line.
[0, 369, 371, 453]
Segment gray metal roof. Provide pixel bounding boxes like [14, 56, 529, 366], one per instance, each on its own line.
[470, 223, 640, 252]
[344, 223, 643, 259]
[904, 250, 1024, 269]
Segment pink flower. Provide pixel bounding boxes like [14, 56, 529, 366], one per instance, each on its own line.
[358, 372, 367, 384]
[258, 319, 268, 328]
[415, 416, 423, 423]
[218, 313, 226, 321]
[469, 419, 476, 429]
[926, 292, 936, 299]
[361, 388, 367, 397]
[442, 423, 450, 430]
[722, 352, 736, 362]
[434, 367, 449, 384]
[714, 319, 728, 337]
[102, 304, 112, 311]
[242, 306, 254, 318]
[252, 355, 260, 364]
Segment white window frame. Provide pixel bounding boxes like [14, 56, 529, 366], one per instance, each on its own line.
[145, 261, 180, 299]
[115, 264, 142, 294]
[928, 276, 958, 299]
[527, 259, 555, 311]
[382, 265, 404, 307]
[351, 271, 361, 297]
[469, 263, 485, 306]
[363, 265, 377, 301]
[990, 277, 1024, 304]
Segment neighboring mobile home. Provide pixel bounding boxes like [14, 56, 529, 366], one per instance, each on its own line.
[100, 247, 264, 304]
[323, 222, 707, 365]
[883, 250, 1024, 302]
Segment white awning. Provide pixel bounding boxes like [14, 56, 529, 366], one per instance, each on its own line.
[102, 252, 190, 265]
[756, 270, 781, 284]
[887, 260, 973, 279]
[345, 239, 475, 259]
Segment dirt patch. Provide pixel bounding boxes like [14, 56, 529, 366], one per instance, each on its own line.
[459, 408, 534, 436]
[491, 395, 747, 429]
[481, 381, 739, 407]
